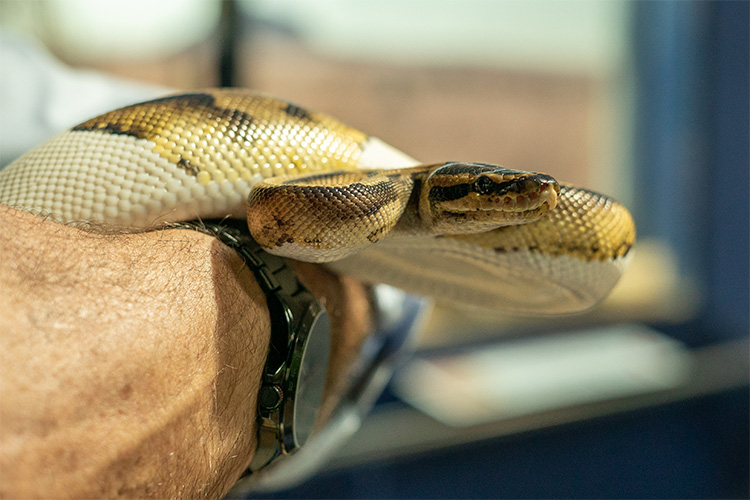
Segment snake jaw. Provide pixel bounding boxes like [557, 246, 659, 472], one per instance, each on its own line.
[455, 175, 559, 213]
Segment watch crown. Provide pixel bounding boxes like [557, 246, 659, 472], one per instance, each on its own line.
[258, 384, 283, 410]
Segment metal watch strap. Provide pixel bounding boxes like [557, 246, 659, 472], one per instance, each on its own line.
[166, 219, 321, 472]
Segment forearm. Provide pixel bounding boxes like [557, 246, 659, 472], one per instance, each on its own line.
[0, 206, 269, 498]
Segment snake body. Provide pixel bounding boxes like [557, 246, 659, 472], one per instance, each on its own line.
[0, 89, 635, 313]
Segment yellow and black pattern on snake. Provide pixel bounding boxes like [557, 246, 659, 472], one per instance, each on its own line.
[247, 164, 559, 261]
[328, 184, 634, 313]
[0, 89, 373, 225]
[0, 89, 635, 313]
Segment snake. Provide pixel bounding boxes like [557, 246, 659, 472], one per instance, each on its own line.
[0, 89, 635, 314]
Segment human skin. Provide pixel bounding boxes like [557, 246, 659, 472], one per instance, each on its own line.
[0, 205, 373, 499]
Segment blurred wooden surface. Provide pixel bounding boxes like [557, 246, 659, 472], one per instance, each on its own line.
[240, 30, 598, 189]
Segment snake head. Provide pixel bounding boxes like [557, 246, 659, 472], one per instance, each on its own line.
[421, 162, 560, 234]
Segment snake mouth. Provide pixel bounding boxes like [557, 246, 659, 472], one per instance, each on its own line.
[451, 178, 559, 213]
[440, 173, 560, 216]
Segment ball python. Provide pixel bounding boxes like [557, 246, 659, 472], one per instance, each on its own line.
[0, 89, 635, 313]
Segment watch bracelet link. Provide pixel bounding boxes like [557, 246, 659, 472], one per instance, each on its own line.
[165, 219, 321, 471]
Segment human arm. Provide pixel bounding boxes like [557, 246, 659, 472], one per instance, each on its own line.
[0, 205, 373, 499]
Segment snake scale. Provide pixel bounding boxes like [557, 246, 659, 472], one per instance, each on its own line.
[0, 89, 635, 313]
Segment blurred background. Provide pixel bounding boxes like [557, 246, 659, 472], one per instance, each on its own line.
[1, 0, 747, 497]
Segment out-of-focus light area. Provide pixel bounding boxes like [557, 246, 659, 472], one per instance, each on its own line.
[3, 0, 220, 61]
[3, 0, 628, 73]
[246, 0, 629, 75]
[394, 325, 691, 426]
[0, 1, 747, 498]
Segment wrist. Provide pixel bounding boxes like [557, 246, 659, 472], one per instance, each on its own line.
[0, 206, 376, 498]
[170, 220, 375, 477]
[0, 207, 269, 498]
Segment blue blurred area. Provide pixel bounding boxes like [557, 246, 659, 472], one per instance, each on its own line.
[633, 0, 749, 340]
[254, 388, 748, 498]
[704, 2, 750, 339]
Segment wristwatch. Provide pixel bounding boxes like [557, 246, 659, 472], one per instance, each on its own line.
[171, 219, 332, 474]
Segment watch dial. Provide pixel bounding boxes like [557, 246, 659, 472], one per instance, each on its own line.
[293, 309, 331, 447]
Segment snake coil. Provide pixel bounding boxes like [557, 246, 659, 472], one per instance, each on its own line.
[0, 89, 635, 313]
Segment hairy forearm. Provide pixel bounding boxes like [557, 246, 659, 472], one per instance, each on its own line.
[0, 206, 269, 498]
[0, 205, 375, 499]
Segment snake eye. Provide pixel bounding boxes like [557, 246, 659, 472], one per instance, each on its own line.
[475, 176, 495, 195]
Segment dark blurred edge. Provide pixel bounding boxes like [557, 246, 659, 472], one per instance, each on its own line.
[219, 1, 239, 87]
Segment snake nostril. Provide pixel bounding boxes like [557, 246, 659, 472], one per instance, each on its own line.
[524, 175, 557, 193]
[540, 175, 558, 188]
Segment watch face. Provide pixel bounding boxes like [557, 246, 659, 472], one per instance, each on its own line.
[291, 308, 331, 447]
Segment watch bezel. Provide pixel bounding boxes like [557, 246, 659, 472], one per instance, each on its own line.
[280, 301, 331, 452]
[253, 289, 331, 472]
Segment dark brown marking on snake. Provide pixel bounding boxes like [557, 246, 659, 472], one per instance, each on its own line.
[348, 182, 398, 217]
[392, 176, 422, 230]
[151, 92, 215, 104]
[494, 244, 540, 254]
[366, 226, 388, 243]
[274, 233, 295, 247]
[617, 242, 633, 258]
[71, 92, 256, 146]
[73, 93, 215, 138]
[430, 174, 556, 204]
[386, 172, 407, 181]
[443, 211, 467, 221]
[429, 183, 472, 203]
[303, 237, 323, 246]
[69, 89, 367, 175]
[272, 214, 290, 228]
[148, 92, 216, 107]
[431, 162, 530, 178]
[77, 122, 133, 137]
[284, 103, 313, 121]
[281, 181, 398, 218]
[177, 158, 200, 176]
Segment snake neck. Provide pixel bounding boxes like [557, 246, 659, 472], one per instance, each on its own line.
[391, 173, 428, 236]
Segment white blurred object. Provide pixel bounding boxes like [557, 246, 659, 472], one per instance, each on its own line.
[243, 0, 630, 76]
[0, 31, 167, 168]
[393, 324, 691, 427]
[39, 0, 220, 62]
